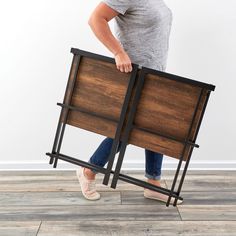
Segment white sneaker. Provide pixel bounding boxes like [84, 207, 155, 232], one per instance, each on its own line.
[144, 188, 183, 205]
[76, 167, 101, 201]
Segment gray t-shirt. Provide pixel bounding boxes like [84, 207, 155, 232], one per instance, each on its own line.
[101, 0, 173, 71]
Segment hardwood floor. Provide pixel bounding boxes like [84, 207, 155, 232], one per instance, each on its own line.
[0, 170, 235, 235]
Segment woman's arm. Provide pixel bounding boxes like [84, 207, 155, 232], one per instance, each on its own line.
[88, 2, 132, 73]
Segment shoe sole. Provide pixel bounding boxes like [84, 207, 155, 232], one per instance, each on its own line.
[144, 192, 183, 205]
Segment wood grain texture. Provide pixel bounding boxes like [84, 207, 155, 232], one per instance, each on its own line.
[0, 221, 41, 236]
[0, 171, 167, 192]
[0, 192, 121, 206]
[121, 191, 236, 205]
[0, 170, 235, 235]
[165, 173, 236, 192]
[37, 221, 236, 236]
[59, 55, 210, 161]
[129, 74, 208, 161]
[63, 56, 130, 139]
[0, 205, 180, 221]
[178, 205, 236, 221]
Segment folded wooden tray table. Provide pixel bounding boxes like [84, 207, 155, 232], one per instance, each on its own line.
[46, 47, 215, 207]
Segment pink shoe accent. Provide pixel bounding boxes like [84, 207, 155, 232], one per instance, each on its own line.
[76, 167, 101, 201]
[144, 188, 183, 205]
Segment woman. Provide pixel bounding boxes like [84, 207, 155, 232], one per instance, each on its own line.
[77, 0, 182, 205]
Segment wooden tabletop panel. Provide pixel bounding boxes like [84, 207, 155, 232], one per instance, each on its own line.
[129, 72, 209, 161]
[61, 55, 131, 139]
[60, 50, 214, 161]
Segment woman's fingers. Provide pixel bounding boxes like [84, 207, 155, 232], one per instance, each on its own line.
[117, 63, 132, 73]
[114, 50, 133, 73]
[126, 63, 132, 72]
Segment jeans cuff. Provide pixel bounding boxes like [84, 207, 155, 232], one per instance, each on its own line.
[145, 172, 161, 180]
[87, 160, 99, 174]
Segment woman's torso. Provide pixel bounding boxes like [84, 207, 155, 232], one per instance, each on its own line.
[113, 0, 173, 71]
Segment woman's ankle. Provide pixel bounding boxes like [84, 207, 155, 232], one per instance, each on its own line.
[147, 178, 161, 187]
[84, 167, 96, 180]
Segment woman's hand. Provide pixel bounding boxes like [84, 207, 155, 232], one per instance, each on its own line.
[114, 50, 133, 73]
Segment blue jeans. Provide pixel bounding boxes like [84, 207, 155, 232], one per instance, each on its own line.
[88, 137, 163, 180]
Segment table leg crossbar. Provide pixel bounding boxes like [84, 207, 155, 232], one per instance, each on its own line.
[45, 152, 183, 202]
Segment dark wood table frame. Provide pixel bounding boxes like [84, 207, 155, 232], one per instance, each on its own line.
[46, 47, 215, 207]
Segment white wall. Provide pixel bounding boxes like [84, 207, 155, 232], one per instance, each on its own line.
[0, 0, 235, 170]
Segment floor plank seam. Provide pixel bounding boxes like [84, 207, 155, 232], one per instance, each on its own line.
[119, 191, 122, 205]
[35, 219, 183, 222]
[176, 206, 183, 221]
[36, 220, 42, 236]
[178, 219, 236, 222]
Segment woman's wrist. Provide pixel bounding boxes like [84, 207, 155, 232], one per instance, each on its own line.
[114, 49, 125, 57]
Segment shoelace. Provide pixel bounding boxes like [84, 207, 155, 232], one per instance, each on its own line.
[85, 179, 97, 194]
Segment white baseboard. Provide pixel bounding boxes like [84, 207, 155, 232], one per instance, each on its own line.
[0, 160, 236, 170]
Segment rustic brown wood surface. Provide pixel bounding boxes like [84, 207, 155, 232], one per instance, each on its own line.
[61, 56, 130, 139]
[60, 55, 210, 161]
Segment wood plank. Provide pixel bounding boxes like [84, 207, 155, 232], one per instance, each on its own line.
[0, 192, 121, 206]
[0, 170, 234, 177]
[62, 56, 131, 139]
[121, 191, 236, 205]
[0, 221, 40, 236]
[0, 170, 167, 192]
[0, 171, 77, 181]
[0, 205, 180, 221]
[38, 221, 236, 236]
[129, 75, 208, 161]
[0, 179, 166, 192]
[165, 174, 236, 192]
[0, 171, 149, 180]
[180, 191, 236, 205]
[178, 205, 236, 220]
[0, 170, 165, 182]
